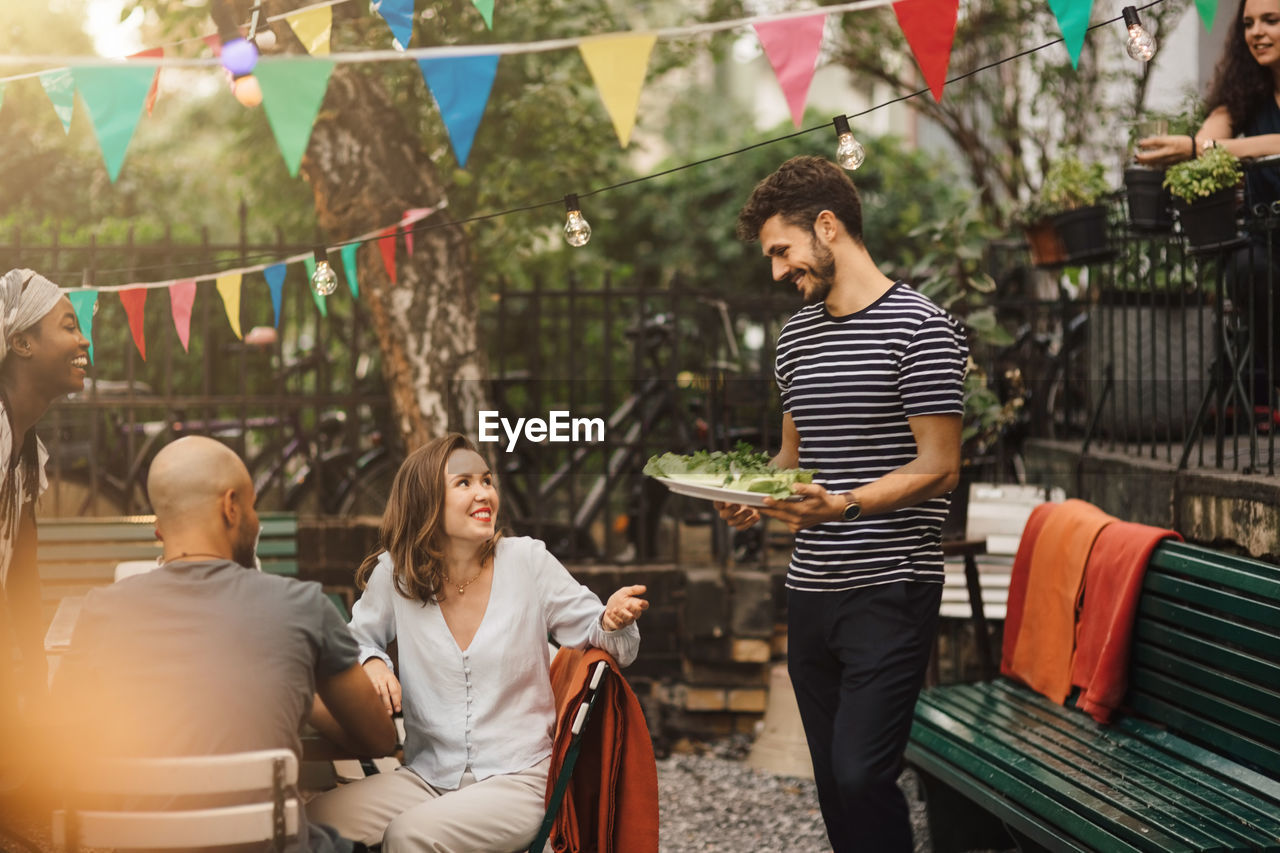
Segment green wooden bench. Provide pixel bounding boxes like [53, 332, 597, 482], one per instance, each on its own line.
[906, 540, 1280, 852]
[36, 513, 345, 629]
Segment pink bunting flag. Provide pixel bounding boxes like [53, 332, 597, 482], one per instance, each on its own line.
[378, 226, 398, 284]
[754, 14, 827, 128]
[119, 287, 148, 361]
[169, 279, 197, 352]
[893, 0, 959, 102]
[203, 34, 222, 56]
[129, 47, 164, 115]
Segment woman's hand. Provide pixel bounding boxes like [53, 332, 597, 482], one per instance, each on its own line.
[362, 657, 402, 715]
[602, 585, 649, 631]
[1135, 134, 1196, 167]
[714, 500, 761, 531]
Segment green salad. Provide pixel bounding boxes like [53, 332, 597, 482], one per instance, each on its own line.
[643, 443, 818, 500]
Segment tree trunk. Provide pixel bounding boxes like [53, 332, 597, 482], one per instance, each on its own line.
[300, 67, 489, 452]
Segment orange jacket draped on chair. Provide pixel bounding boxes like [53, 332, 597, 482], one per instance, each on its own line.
[547, 646, 659, 853]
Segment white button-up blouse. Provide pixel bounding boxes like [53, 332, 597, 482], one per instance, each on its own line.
[349, 536, 640, 790]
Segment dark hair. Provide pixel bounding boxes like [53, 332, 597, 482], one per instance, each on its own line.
[0, 387, 39, 531]
[736, 156, 864, 243]
[1206, 0, 1274, 131]
[355, 433, 501, 604]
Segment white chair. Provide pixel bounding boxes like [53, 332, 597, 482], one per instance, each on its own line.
[52, 748, 299, 851]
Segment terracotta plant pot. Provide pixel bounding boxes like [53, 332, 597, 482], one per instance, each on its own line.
[1023, 219, 1067, 268]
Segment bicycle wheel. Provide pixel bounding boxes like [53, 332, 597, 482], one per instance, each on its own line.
[337, 452, 400, 518]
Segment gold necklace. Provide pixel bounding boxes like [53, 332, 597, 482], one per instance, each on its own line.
[450, 569, 484, 596]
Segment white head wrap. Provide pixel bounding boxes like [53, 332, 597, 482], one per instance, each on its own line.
[0, 268, 64, 364]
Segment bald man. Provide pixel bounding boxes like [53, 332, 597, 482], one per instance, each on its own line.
[52, 437, 396, 853]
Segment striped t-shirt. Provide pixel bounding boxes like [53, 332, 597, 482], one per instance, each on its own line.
[775, 281, 968, 592]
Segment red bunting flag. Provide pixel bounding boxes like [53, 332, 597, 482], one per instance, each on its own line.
[202, 34, 222, 56]
[169, 279, 197, 352]
[129, 47, 164, 115]
[754, 14, 826, 128]
[378, 226, 398, 284]
[119, 287, 148, 360]
[893, 0, 959, 102]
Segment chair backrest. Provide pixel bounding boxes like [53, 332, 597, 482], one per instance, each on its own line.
[51, 748, 299, 851]
[965, 482, 1064, 555]
[1131, 541, 1280, 779]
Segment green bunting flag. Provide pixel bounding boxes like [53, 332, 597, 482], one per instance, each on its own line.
[72, 65, 157, 181]
[68, 290, 97, 363]
[1048, 0, 1094, 69]
[471, 0, 495, 29]
[339, 243, 360, 297]
[1194, 0, 1218, 30]
[303, 255, 329, 317]
[39, 69, 76, 134]
[255, 58, 336, 177]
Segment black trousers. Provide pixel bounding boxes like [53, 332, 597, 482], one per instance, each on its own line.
[787, 580, 942, 853]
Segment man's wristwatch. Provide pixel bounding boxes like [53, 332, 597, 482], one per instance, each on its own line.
[841, 492, 862, 522]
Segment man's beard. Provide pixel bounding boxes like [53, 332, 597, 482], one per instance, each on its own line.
[232, 521, 261, 570]
[802, 237, 837, 305]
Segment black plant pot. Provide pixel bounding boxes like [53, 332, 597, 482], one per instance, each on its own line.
[1124, 167, 1173, 231]
[1052, 205, 1112, 264]
[1175, 189, 1240, 251]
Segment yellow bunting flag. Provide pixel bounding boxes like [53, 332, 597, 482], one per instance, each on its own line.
[215, 273, 244, 339]
[578, 33, 656, 148]
[286, 6, 332, 56]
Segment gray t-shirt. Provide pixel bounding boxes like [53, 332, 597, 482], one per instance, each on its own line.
[57, 559, 359, 852]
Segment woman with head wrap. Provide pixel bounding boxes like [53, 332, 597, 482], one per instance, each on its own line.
[0, 268, 90, 734]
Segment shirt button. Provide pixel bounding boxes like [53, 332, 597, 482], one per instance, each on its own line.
[467, 696, 473, 704]
[464, 667, 471, 675]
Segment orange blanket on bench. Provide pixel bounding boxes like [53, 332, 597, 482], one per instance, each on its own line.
[1005, 499, 1116, 704]
[1070, 520, 1181, 723]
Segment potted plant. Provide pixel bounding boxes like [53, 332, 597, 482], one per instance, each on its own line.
[1041, 153, 1113, 264]
[1125, 105, 1206, 232]
[1013, 196, 1067, 268]
[1164, 145, 1243, 250]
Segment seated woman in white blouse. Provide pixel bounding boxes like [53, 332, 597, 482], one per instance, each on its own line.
[307, 433, 647, 853]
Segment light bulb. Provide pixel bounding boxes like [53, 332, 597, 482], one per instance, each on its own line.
[1122, 7, 1157, 61]
[832, 115, 865, 170]
[234, 74, 262, 107]
[311, 249, 338, 295]
[255, 29, 277, 49]
[563, 194, 592, 247]
[220, 37, 259, 76]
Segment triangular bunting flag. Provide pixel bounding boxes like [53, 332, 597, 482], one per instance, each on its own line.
[68, 290, 97, 363]
[263, 263, 286, 326]
[71, 65, 157, 182]
[169, 279, 197, 352]
[302, 256, 328, 317]
[893, 0, 958, 102]
[377, 227, 398, 284]
[203, 34, 223, 56]
[39, 69, 75, 134]
[1048, 0, 1094, 69]
[286, 6, 332, 56]
[578, 34, 656, 148]
[1195, 0, 1218, 30]
[129, 47, 164, 115]
[255, 58, 335, 177]
[472, 0, 495, 29]
[372, 0, 414, 50]
[754, 15, 826, 128]
[216, 273, 244, 339]
[119, 288, 148, 361]
[417, 55, 500, 168]
[339, 243, 360, 297]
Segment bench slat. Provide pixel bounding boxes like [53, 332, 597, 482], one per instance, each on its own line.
[1150, 542, 1280, 599]
[1142, 572, 1280, 634]
[1136, 597, 1276, 660]
[1134, 620, 1280, 690]
[1132, 644, 1280, 725]
[1128, 680, 1280, 779]
[921, 688, 1254, 849]
[955, 683, 1280, 844]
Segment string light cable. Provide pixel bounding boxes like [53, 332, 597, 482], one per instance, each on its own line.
[47, 1, 1167, 288]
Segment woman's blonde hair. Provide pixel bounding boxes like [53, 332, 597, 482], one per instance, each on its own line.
[356, 433, 501, 604]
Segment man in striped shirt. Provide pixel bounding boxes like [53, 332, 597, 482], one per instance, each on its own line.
[719, 156, 968, 852]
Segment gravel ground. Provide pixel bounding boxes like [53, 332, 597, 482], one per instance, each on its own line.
[656, 736, 933, 853]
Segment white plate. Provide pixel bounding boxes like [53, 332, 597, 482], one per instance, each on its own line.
[655, 477, 806, 508]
